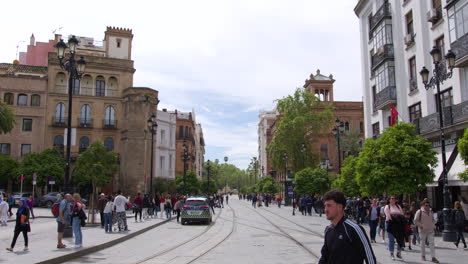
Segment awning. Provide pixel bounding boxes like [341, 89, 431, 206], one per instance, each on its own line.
[427, 144, 468, 187]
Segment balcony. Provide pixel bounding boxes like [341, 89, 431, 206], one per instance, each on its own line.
[103, 119, 118, 129]
[78, 118, 93, 128]
[427, 7, 442, 25]
[374, 86, 396, 110]
[451, 32, 468, 67]
[370, 1, 391, 32]
[413, 100, 468, 135]
[52, 116, 67, 127]
[371, 44, 394, 71]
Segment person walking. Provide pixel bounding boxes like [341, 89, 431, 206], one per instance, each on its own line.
[159, 195, 166, 218]
[71, 193, 85, 248]
[133, 193, 143, 222]
[368, 198, 380, 243]
[454, 201, 467, 249]
[414, 200, 439, 263]
[378, 200, 386, 243]
[319, 190, 376, 264]
[97, 193, 107, 228]
[252, 195, 257, 208]
[174, 198, 183, 223]
[384, 196, 405, 260]
[114, 190, 129, 232]
[142, 194, 151, 219]
[276, 194, 282, 208]
[226, 195, 229, 205]
[6, 199, 30, 252]
[26, 195, 35, 220]
[7, 193, 14, 217]
[410, 202, 421, 246]
[164, 196, 172, 219]
[0, 197, 9, 226]
[316, 197, 324, 217]
[103, 196, 114, 233]
[56, 193, 72, 249]
[209, 196, 216, 214]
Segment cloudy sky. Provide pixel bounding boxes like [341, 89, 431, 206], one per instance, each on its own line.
[0, 0, 362, 169]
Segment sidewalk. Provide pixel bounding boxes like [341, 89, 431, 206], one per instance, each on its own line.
[0, 208, 170, 264]
[247, 200, 467, 264]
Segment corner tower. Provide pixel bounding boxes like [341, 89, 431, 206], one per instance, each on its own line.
[104, 26, 133, 60]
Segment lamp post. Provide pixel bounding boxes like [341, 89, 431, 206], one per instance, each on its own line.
[147, 114, 158, 196]
[55, 36, 86, 194]
[207, 160, 211, 195]
[300, 142, 306, 169]
[282, 153, 288, 206]
[420, 46, 457, 242]
[332, 119, 345, 174]
[224, 156, 228, 194]
[182, 141, 189, 195]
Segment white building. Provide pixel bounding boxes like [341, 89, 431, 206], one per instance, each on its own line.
[354, 0, 468, 206]
[258, 110, 277, 178]
[194, 123, 205, 179]
[156, 109, 176, 180]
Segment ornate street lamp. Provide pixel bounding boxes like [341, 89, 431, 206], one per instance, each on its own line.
[332, 118, 345, 174]
[182, 141, 189, 195]
[147, 114, 158, 196]
[55, 36, 86, 194]
[420, 46, 457, 242]
[224, 156, 228, 194]
[207, 160, 211, 195]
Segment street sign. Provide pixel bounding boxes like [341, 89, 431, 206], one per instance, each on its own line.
[19, 175, 25, 181]
[33, 173, 37, 180]
[49, 181, 55, 185]
[33, 181, 37, 185]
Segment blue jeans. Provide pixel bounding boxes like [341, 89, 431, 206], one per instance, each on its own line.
[385, 222, 401, 252]
[72, 217, 82, 245]
[369, 219, 378, 240]
[104, 213, 112, 232]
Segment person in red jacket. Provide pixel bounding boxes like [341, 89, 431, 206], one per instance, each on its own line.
[133, 193, 143, 222]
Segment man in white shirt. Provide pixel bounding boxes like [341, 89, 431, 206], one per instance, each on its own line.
[113, 190, 129, 232]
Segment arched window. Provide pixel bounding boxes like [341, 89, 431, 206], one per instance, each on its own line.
[55, 103, 66, 123]
[96, 76, 105, 96]
[79, 136, 90, 152]
[17, 94, 27, 105]
[81, 75, 93, 96]
[104, 105, 115, 127]
[73, 79, 80, 95]
[55, 72, 67, 93]
[179, 126, 184, 138]
[80, 104, 91, 126]
[31, 94, 40, 106]
[104, 137, 114, 151]
[3, 93, 13, 105]
[185, 126, 189, 137]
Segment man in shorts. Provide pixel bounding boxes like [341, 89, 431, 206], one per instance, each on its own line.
[57, 193, 72, 248]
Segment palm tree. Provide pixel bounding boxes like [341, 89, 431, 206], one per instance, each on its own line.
[0, 102, 15, 134]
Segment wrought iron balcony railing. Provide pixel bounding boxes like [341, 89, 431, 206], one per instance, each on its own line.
[374, 85, 396, 110]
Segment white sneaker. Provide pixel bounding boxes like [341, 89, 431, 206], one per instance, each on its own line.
[74, 244, 82, 248]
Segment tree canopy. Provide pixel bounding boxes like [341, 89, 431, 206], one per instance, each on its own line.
[0, 102, 15, 134]
[267, 88, 334, 173]
[458, 128, 468, 181]
[294, 167, 330, 195]
[0, 154, 19, 185]
[200, 178, 218, 194]
[332, 156, 361, 197]
[16, 148, 64, 187]
[356, 122, 437, 196]
[175, 170, 200, 195]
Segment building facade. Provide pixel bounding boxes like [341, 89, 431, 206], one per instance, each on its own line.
[156, 109, 177, 180]
[194, 123, 205, 179]
[174, 110, 196, 178]
[258, 110, 277, 179]
[354, 0, 468, 207]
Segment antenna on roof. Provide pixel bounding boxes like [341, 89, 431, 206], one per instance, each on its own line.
[16, 40, 25, 60]
[52, 26, 63, 34]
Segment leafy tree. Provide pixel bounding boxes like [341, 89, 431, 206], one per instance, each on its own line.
[0, 102, 15, 134]
[175, 170, 200, 195]
[339, 130, 363, 157]
[458, 128, 468, 181]
[74, 141, 118, 223]
[294, 168, 330, 195]
[267, 88, 333, 173]
[332, 156, 361, 197]
[16, 148, 64, 189]
[0, 154, 18, 186]
[356, 122, 437, 196]
[262, 181, 278, 194]
[200, 178, 218, 194]
[154, 177, 176, 195]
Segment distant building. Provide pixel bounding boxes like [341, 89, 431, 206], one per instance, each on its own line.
[258, 110, 277, 178]
[194, 123, 205, 179]
[156, 109, 177, 180]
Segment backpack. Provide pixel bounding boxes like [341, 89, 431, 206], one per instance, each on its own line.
[52, 199, 63, 217]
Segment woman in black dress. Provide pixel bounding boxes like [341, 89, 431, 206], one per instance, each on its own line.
[6, 199, 30, 252]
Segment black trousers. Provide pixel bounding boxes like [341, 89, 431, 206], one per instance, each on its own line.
[456, 226, 467, 247]
[11, 229, 28, 248]
[134, 208, 142, 221]
[100, 212, 105, 227]
[176, 209, 181, 222]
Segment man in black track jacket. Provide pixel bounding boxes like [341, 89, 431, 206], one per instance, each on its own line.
[319, 190, 376, 264]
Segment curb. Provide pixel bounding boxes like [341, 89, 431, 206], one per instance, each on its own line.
[35, 218, 172, 264]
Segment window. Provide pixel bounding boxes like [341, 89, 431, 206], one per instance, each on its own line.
[22, 119, 32, 132]
[4, 93, 14, 105]
[117, 39, 121, 48]
[448, 1, 468, 42]
[17, 94, 27, 106]
[96, 76, 105, 96]
[31, 94, 40, 106]
[372, 85, 377, 111]
[79, 136, 90, 152]
[160, 156, 165, 176]
[0, 143, 10, 155]
[409, 56, 417, 91]
[406, 11, 414, 35]
[436, 88, 453, 111]
[179, 126, 183, 138]
[375, 61, 395, 93]
[372, 21, 393, 51]
[372, 122, 380, 137]
[344, 122, 350, 132]
[185, 126, 189, 137]
[73, 79, 80, 95]
[104, 105, 115, 126]
[21, 144, 31, 156]
[55, 103, 66, 123]
[80, 104, 91, 125]
[161, 130, 166, 145]
[169, 154, 173, 169]
[104, 137, 114, 151]
[53, 135, 64, 147]
[387, 115, 398, 126]
[409, 102, 422, 122]
[360, 122, 364, 133]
